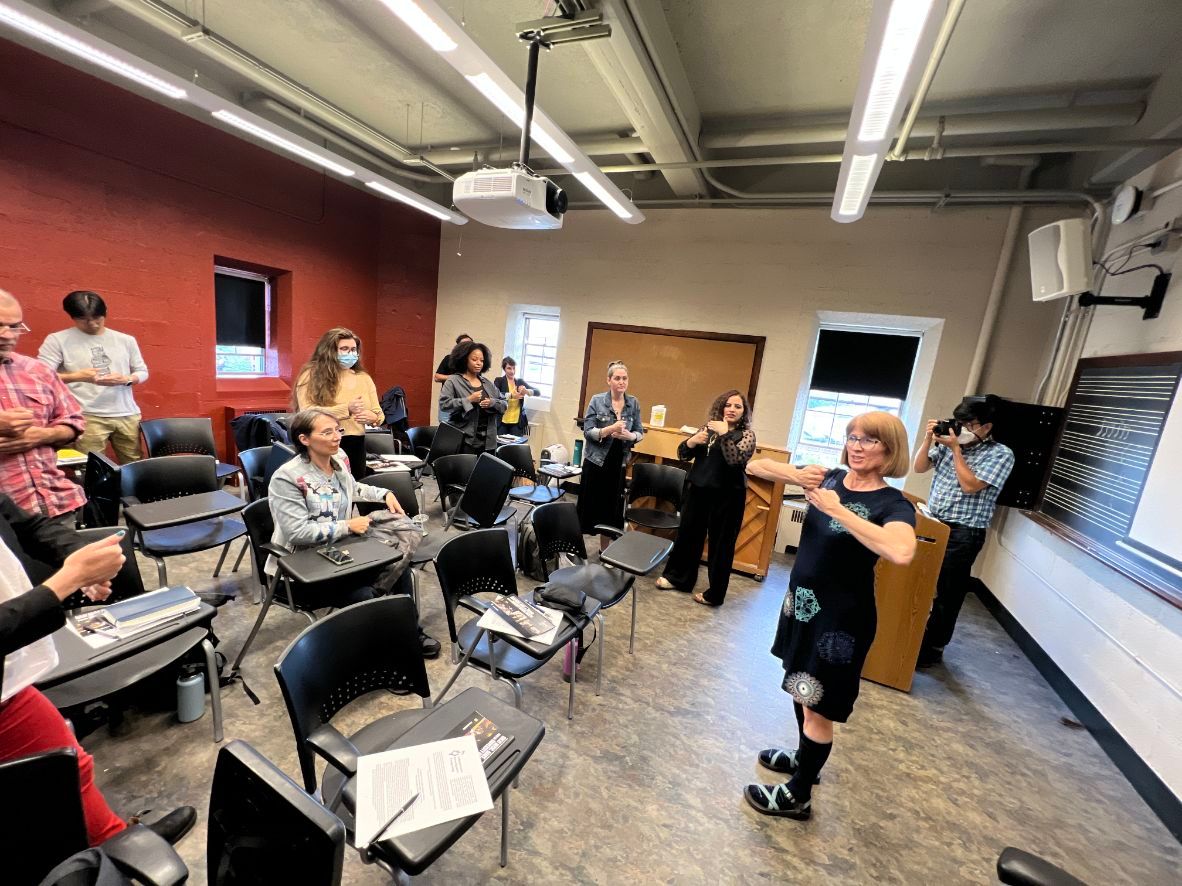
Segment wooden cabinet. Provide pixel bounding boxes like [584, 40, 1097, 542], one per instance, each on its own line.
[630, 425, 789, 581]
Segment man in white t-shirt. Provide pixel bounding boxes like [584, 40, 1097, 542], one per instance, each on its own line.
[38, 291, 149, 463]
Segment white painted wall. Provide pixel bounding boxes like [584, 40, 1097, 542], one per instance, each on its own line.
[978, 149, 1182, 801]
[434, 206, 1063, 496]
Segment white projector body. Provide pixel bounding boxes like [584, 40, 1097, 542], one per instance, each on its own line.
[453, 168, 565, 230]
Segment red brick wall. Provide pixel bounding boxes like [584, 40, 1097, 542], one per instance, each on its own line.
[0, 40, 440, 454]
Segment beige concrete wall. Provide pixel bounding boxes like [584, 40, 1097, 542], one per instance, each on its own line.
[434, 206, 1062, 494]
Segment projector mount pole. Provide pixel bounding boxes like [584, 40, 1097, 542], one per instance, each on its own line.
[518, 36, 543, 169]
[1078, 271, 1171, 320]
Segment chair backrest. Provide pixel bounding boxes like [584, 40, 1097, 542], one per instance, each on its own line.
[241, 498, 275, 593]
[432, 453, 478, 512]
[0, 748, 88, 885]
[406, 425, 436, 460]
[60, 527, 146, 609]
[355, 472, 419, 518]
[140, 417, 218, 459]
[426, 421, 464, 464]
[237, 445, 272, 502]
[208, 740, 346, 886]
[363, 430, 398, 456]
[626, 462, 687, 508]
[457, 454, 515, 528]
[274, 596, 431, 793]
[495, 443, 537, 482]
[433, 528, 519, 643]
[530, 501, 588, 573]
[262, 442, 296, 496]
[120, 454, 218, 503]
[79, 450, 122, 528]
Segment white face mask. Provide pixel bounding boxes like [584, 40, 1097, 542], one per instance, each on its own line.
[957, 427, 980, 446]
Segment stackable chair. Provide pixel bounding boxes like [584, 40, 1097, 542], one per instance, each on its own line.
[364, 428, 399, 456]
[495, 443, 563, 510]
[140, 417, 239, 484]
[624, 462, 686, 533]
[261, 441, 296, 495]
[407, 424, 437, 463]
[237, 444, 272, 502]
[431, 453, 478, 523]
[78, 450, 122, 528]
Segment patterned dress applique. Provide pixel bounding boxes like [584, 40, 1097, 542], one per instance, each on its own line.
[828, 501, 871, 533]
[793, 587, 820, 622]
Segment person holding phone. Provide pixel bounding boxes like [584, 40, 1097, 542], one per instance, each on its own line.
[742, 412, 916, 821]
[294, 328, 383, 482]
[494, 357, 538, 437]
[268, 408, 440, 657]
[655, 390, 756, 607]
[577, 361, 644, 546]
[438, 341, 506, 454]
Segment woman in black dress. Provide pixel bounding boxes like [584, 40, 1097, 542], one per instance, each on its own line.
[743, 411, 916, 820]
[655, 390, 756, 607]
[577, 361, 644, 545]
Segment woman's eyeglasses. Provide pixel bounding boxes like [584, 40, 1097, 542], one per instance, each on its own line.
[845, 434, 882, 448]
[0, 322, 31, 335]
[315, 427, 345, 438]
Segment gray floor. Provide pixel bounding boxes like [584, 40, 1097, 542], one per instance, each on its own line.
[86, 504, 1180, 885]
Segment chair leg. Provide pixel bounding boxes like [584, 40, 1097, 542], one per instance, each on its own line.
[596, 613, 605, 697]
[231, 538, 248, 573]
[212, 541, 231, 577]
[503, 677, 523, 710]
[629, 588, 638, 655]
[229, 571, 279, 676]
[201, 638, 224, 743]
[151, 556, 168, 589]
[500, 789, 510, 868]
[567, 637, 578, 720]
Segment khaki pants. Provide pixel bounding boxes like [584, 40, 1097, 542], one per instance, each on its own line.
[76, 413, 142, 463]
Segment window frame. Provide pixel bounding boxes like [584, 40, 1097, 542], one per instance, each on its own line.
[519, 312, 560, 399]
[214, 265, 274, 378]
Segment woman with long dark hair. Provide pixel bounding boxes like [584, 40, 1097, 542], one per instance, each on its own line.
[438, 340, 506, 454]
[294, 327, 382, 481]
[742, 411, 916, 820]
[655, 389, 755, 607]
[577, 361, 643, 546]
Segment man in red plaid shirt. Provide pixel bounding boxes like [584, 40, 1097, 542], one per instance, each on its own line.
[0, 291, 86, 524]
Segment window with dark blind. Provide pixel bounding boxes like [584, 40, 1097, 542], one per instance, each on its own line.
[214, 267, 271, 376]
[796, 329, 920, 466]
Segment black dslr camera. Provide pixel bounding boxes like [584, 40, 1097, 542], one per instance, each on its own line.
[933, 418, 962, 437]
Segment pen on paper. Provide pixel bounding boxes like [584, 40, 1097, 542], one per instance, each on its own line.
[370, 791, 420, 846]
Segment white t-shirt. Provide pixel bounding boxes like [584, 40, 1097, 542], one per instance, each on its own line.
[37, 326, 148, 417]
[0, 543, 59, 702]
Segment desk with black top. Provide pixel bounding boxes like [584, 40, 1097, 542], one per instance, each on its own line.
[38, 602, 223, 742]
[598, 529, 673, 576]
[360, 686, 545, 875]
[122, 490, 245, 532]
[228, 538, 405, 684]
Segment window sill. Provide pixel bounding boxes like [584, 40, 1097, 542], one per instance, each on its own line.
[215, 376, 291, 396]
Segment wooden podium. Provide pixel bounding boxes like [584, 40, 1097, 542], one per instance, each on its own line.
[861, 497, 949, 692]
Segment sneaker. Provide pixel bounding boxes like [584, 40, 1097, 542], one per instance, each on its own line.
[655, 577, 675, 590]
[756, 748, 821, 782]
[419, 630, 441, 659]
[916, 646, 943, 668]
[136, 806, 197, 844]
[743, 783, 811, 820]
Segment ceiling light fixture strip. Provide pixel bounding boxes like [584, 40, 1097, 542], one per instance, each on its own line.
[379, 0, 643, 223]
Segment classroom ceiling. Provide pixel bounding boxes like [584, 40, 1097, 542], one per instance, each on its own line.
[9, 0, 1182, 212]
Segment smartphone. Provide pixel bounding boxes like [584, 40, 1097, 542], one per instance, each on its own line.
[317, 547, 354, 566]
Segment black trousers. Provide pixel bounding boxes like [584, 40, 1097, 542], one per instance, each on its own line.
[661, 483, 746, 604]
[921, 523, 987, 651]
[339, 434, 368, 481]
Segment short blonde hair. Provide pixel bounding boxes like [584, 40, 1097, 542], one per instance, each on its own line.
[840, 411, 910, 478]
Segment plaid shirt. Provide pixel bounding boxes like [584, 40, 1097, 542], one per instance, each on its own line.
[0, 354, 86, 518]
[926, 437, 1014, 529]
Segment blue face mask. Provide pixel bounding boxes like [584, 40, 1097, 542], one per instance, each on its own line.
[338, 353, 358, 368]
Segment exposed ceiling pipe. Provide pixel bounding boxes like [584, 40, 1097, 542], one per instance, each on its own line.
[244, 95, 447, 183]
[99, 0, 452, 179]
[416, 134, 646, 166]
[888, 0, 967, 161]
[568, 189, 1098, 209]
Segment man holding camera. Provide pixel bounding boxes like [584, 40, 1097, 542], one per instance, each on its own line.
[913, 395, 1013, 667]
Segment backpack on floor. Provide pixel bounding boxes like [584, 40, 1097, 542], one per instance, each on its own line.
[516, 520, 551, 582]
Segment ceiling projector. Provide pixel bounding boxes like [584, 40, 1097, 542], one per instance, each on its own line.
[453, 167, 568, 230]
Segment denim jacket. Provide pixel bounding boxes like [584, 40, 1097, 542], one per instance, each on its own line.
[582, 392, 644, 467]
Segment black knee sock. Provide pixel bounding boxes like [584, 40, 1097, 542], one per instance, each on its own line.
[793, 703, 806, 750]
[787, 735, 831, 802]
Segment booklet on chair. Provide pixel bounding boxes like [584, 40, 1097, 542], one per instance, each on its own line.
[445, 710, 511, 765]
[487, 594, 553, 638]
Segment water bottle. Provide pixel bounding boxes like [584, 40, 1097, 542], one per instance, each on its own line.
[176, 666, 205, 723]
[572, 439, 583, 466]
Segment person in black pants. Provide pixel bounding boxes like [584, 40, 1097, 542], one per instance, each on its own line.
[656, 390, 756, 607]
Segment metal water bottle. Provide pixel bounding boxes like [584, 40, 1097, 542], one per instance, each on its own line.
[176, 666, 205, 723]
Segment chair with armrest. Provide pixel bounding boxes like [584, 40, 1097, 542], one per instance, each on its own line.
[261, 441, 297, 497]
[119, 455, 247, 587]
[430, 453, 477, 523]
[56, 525, 146, 611]
[407, 424, 436, 463]
[495, 443, 563, 509]
[448, 454, 516, 532]
[364, 429, 399, 456]
[425, 421, 463, 466]
[79, 450, 122, 529]
[432, 528, 599, 719]
[239, 498, 324, 622]
[237, 444, 272, 502]
[140, 417, 239, 485]
[624, 462, 686, 533]
[996, 848, 1086, 886]
[352, 472, 421, 610]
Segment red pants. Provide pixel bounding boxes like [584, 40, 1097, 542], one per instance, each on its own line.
[0, 687, 126, 846]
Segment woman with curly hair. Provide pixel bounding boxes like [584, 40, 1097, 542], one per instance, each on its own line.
[294, 327, 383, 481]
[656, 390, 756, 607]
[438, 340, 506, 454]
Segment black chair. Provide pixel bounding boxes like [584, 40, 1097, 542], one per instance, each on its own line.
[531, 501, 637, 684]
[56, 526, 146, 611]
[624, 462, 686, 532]
[432, 452, 478, 520]
[261, 441, 296, 496]
[120, 455, 247, 587]
[78, 450, 121, 528]
[448, 454, 516, 532]
[1, 747, 186, 886]
[495, 443, 563, 509]
[433, 528, 598, 719]
[140, 417, 239, 484]
[997, 848, 1086, 886]
[240, 498, 320, 622]
[364, 429, 399, 456]
[407, 424, 436, 462]
[353, 472, 423, 609]
[426, 421, 464, 465]
[237, 444, 272, 502]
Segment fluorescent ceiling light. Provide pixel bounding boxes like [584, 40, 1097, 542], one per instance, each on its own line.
[574, 171, 634, 220]
[366, 180, 456, 222]
[856, 0, 936, 141]
[465, 74, 573, 164]
[377, 0, 456, 52]
[837, 154, 880, 217]
[211, 110, 355, 177]
[0, 2, 187, 100]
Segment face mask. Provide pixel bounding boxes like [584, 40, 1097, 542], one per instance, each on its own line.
[338, 353, 358, 368]
[957, 427, 979, 446]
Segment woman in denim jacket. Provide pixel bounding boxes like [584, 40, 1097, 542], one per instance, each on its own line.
[577, 361, 644, 545]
